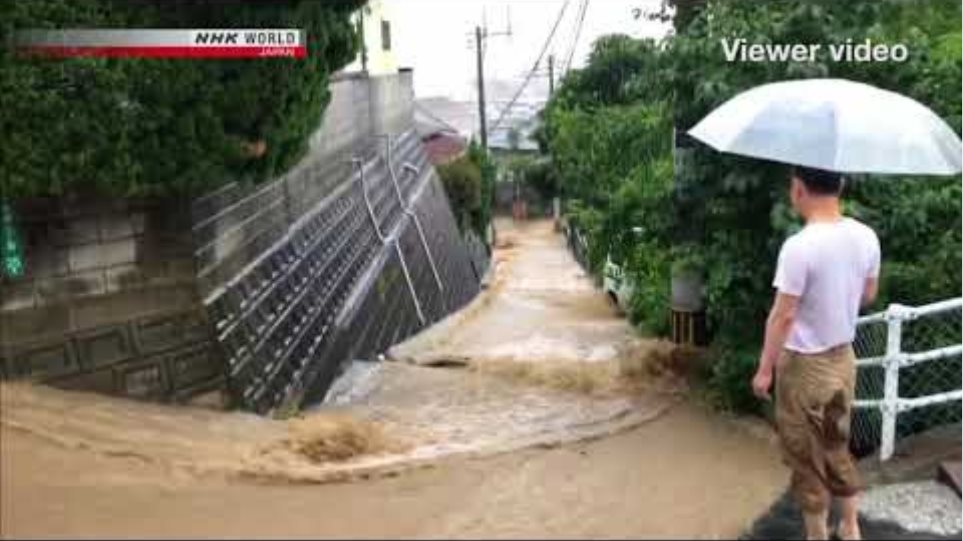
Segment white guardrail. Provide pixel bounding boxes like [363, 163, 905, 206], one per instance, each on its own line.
[853, 297, 963, 461]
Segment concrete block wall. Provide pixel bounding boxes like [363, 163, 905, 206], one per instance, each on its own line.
[193, 72, 416, 300]
[0, 195, 223, 400]
[296, 141, 481, 410]
[369, 69, 415, 137]
[191, 70, 485, 414]
[307, 72, 374, 158]
[206, 129, 483, 414]
[1, 196, 196, 333]
[1, 69, 486, 411]
[298, 163, 480, 409]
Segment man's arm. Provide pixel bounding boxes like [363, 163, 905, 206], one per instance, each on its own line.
[862, 277, 878, 307]
[752, 292, 799, 400]
[863, 230, 881, 307]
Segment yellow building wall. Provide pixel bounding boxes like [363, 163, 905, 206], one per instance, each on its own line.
[343, 0, 398, 76]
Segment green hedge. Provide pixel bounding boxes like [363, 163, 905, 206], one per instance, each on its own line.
[540, 0, 961, 414]
[1, 0, 364, 198]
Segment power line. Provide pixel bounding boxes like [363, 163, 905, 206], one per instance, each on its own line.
[469, 11, 511, 150]
[557, 0, 583, 74]
[555, 0, 580, 76]
[563, 0, 590, 76]
[414, 102, 462, 135]
[489, 0, 571, 133]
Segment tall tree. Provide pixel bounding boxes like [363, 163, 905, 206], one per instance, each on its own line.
[0, 0, 365, 198]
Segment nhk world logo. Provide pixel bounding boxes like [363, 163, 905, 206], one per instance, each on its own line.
[14, 29, 306, 58]
[192, 30, 301, 47]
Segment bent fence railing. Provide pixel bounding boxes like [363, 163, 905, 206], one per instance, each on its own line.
[852, 297, 962, 461]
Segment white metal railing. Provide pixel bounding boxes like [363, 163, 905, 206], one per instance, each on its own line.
[852, 297, 963, 461]
[351, 157, 426, 325]
[379, 134, 445, 297]
[565, 223, 591, 270]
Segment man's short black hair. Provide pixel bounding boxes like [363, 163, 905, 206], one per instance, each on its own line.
[792, 165, 843, 195]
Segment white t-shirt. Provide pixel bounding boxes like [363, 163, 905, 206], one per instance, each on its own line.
[772, 217, 881, 354]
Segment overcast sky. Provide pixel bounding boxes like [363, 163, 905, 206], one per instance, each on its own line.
[391, 0, 671, 102]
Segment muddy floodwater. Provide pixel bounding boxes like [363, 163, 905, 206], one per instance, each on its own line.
[1, 219, 789, 538]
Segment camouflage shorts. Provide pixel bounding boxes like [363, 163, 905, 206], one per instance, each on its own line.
[775, 344, 863, 513]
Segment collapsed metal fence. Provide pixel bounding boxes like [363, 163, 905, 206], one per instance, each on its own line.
[203, 131, 483, 414]
[852, 297, 962, 461]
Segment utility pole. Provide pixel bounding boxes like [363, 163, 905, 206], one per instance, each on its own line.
[357, 7, 368, 72]
[470, 11, 511, 153]
[475, 25, 488, 151]
[548, 54, 555, 95]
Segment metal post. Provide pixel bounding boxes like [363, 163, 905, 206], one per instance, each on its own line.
[548, 54, 555, 95]
[358, 10, 368, 73]
[880, 304, 905, 461]
[475, 26, 488, 150]
[352, 157, 426, 325]
[393, 243, 426, 325]
[380, 135, 445, 297]
[352, 158, 385, 242]
[401, 165, 445, 297]
[382, 135, 405, 205]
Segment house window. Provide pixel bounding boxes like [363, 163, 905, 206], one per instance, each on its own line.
[380, 19, 391, 51]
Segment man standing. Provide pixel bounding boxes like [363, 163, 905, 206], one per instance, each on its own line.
[752, 165, 881, 541]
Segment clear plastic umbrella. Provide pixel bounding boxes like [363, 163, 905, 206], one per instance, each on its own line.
[688, 78, 962, 175]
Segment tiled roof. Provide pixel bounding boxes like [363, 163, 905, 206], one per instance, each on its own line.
[422, 132, 467, 165]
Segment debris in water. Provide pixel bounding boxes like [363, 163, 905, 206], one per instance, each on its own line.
[463, 339, 691, 397]
[468, 358, 622, 396]
[278, 414, 405, 464]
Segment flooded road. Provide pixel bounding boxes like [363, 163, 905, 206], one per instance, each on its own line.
[321, 218, 686, 468]
[391, 219, 651, 368]
[2, 219, 675, 483]
[1, 218, 788, 538]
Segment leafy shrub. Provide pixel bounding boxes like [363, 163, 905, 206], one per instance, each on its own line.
[519, 158, 558, 202]
[437, 155, 482, 232]
[467, 141, 496, 238]
[625, 242, 671, 336]
[706, 344, 765, 416]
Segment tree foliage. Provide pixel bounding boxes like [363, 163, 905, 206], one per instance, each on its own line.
[0, 0, 364, 197]
[670, 0, 961, 411]
[516, 157, 558, 202]
[467, 141, 496, 237]
[438, 154, 482, 231]
[437, 141, 494, 239]
[540, 38, 676, 334]
[541, 0, 962, 412]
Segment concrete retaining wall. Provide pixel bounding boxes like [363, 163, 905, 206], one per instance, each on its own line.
[191, 72, 416, 298]
[208, 129, 482, 414]
[1, 70, 487, 411]
[0, 196, 223, 400]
